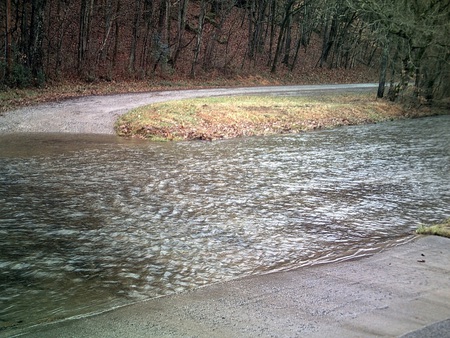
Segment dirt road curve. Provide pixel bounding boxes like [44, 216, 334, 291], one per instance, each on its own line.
[0, 84, 377, 135]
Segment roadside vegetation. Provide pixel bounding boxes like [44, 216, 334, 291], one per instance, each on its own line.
[115, 92, 445, 141]
[416, 219, 450, 238]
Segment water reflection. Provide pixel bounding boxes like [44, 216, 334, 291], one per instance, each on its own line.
[0, 115, 449, 333]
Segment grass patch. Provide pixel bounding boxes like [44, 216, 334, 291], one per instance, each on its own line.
[115, 92, 442, 141]
[416, 219, 450, 238]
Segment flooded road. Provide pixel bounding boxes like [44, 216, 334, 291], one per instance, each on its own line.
[0, 115, 449, 334]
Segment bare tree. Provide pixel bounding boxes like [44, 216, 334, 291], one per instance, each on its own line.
[129, 0, 143, 73]
[78, 0, 94, 74]
[190, 0, 206, 77]
[5, 0, 13, 80]
[171, 0, 189, 68]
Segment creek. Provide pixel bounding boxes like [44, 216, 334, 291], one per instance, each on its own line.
[0, 115, 449, 333]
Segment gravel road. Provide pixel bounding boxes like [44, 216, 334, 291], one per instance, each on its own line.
[0, 84, 377, 135]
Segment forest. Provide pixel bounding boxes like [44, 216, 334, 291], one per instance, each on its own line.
[1, 0, 449, 103]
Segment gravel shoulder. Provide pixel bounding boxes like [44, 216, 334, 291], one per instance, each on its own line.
[9, 235, 450, 338]
[0, 84, 377, 135]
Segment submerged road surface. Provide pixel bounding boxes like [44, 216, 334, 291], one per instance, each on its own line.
[8, 236, 450, 337]
[2, 83, 449, 337]
[0, 84, 377, 134]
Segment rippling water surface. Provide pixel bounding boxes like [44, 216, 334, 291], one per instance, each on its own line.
[1, 115, 449, 333]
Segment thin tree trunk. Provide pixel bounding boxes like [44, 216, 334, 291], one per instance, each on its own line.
[191, 0, 206, 77]
[99, 0, 116, 63]
[129, 0, 142, 73]
[141, 0, 154, 72]
[153, 0, 170, 72]
[78, 0, 94, 73]
[377, 42, 388, 98]
[159, 0, 170, 47]
[29, 0, 47, 81]
[6, 0, 13, 80]
[267, 0, 276, 66]
[172, 0, 189, 67]
[55, 0, 64, 77]
[247, 0, 255, 59]
[282, 14, 292, 65]
[271, 0, 294, 73]
[113, 0, 121, 68]
[290, 24, 303, 71]
[319, 13, 338, 68]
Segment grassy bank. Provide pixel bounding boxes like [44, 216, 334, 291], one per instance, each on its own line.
[115, 92, 444, 141]
[416, 219, 450, 238]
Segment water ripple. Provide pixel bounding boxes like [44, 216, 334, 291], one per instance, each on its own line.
[0, 115, 449, 332]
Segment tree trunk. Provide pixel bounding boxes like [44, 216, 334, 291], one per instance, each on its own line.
[78, 0, 94, 74]
[172, 0, 189, 67]
[271, 0, 295, 73]
[247, 0, 255, 59]
[141, 0, 154, 72]
[29, 0, 47, 83]
[290, 23, 303, 71]
[267, 0, 277, 66]
[377, 42, 388, 98]
[153, 0, 170, 72]
[98, 0, 117, 64]
[54, 0, 65, 77]
[282, 13, 292, 66]
[113, 0, 121, 68]
[5, 0, 13, 80]
[129, 0, 142, 73]
[191, 0, 206, 77]
[318, 7, 340, 68]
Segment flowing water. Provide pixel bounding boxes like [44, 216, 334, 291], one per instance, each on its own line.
[1, 115, 449, 334]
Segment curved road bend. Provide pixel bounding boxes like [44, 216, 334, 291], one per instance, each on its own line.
[0, 83, 377, 135]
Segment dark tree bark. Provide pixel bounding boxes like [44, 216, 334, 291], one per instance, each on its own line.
[318, 11, 338, 68]
[266, 0, 277, 66]
[377, 42, 388, 98]
[190, 0, 206, 77]
[5, 0, 13, 80]
[171, 0, 189, 67]
[112, 0, 121, 68]
[271, 0, 295, 73]
[98, 0, 117, 64]
[247, 0, 268, 59]
[29, 0, 47, 82]
[281, 13, 292, 65]
[129, 0, 143, 73]
[141, 0, 154, 72]
[78, 0, 94, 73]
[153, 0, 170, 72]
